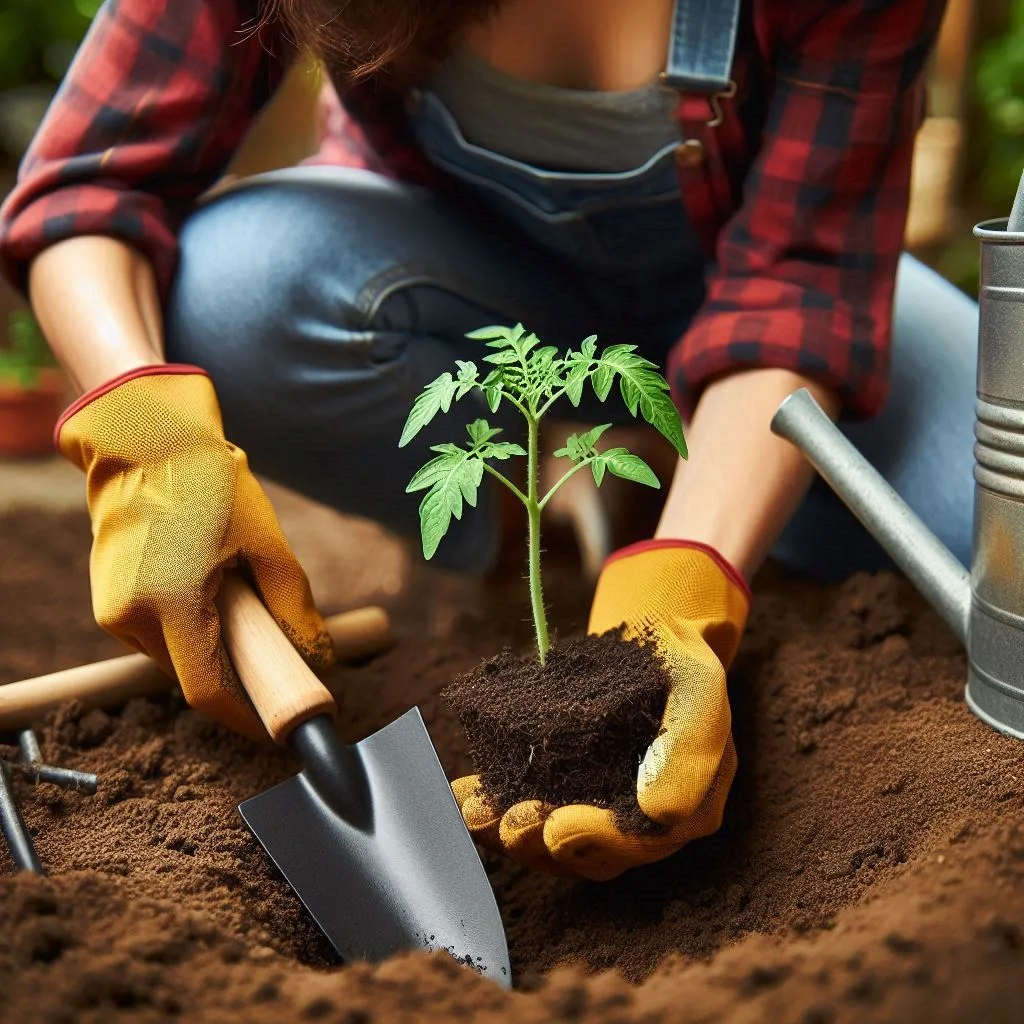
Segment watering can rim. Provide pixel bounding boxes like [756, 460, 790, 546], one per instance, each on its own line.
[976, 217, 1024, 242]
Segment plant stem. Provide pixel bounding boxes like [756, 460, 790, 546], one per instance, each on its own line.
[538, 459, 590, 511]
[525, 412, 550, 664]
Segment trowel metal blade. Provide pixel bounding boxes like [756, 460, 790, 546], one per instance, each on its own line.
[239, 707, 511, 985]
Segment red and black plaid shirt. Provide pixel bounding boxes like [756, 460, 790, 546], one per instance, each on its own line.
[0, 0, 945, 418]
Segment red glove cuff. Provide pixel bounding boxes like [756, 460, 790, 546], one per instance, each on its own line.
[54, 364, 210, 447]
[601, 539, 752, 603]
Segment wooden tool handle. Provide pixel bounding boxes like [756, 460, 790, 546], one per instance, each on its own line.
[0, 605, 391, 732]
[216, 576, 336, 743]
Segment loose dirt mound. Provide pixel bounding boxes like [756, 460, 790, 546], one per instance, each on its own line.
[1, 507, 1023, 1023]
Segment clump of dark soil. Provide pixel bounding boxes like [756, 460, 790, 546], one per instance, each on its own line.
[2, 506, 1024, 1023]
[444, 629, 669, 828]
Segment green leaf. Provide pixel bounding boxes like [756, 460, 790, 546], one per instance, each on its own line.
[398, 373, 458, 448]
[591, 459, 607, 487]
[553, 424, 611, 464]
[576, 423, 612, 455]
[563, 360, 591, 407]
[409, 447, 485, 559]
[590, 345, 688, 458]
[483, 350, 520, 366]
[481, 370, 504, 413]
[479, 441, 527, 460]
[466, 418, 501, 446]
[515, 332, 540, 358]
[528, 345, 558, 374]
[603, 449, 661, 488]
[455, 360, 479, 398]
[466, 325, 513, 341]
[592, 362, 615, 401]
[580, 335, 598, 359]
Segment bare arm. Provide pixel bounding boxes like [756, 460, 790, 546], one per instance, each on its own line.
[656, 369, 841, 579]
[28, 238, 165, 393]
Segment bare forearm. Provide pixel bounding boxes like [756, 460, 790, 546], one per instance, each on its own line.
[28, 237, 166, 393]
[656, 369, 841, 579]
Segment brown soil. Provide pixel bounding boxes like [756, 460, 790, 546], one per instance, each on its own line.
[2, 505, 1024, 1023]
[444, 630, 669, 830]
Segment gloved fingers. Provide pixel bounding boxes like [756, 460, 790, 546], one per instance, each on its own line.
[232, 475, 336, 673]
[544, 736, 738, 881]
[498, 801, 577, 878]
[637, 645, 731, 824]
[164, 599, 270, 742]
[451, 775, 503, 848]
[542, 804, 686, 882]
[659, 733, 738, 843]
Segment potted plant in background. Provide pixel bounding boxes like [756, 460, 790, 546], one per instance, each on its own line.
[0, 309, 64, 457]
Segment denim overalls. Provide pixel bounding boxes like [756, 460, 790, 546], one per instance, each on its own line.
[165, 0, 979, 579]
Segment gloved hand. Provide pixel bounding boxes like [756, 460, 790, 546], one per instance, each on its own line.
[57, 365, 335, 738]
[453, 540, 749, 880]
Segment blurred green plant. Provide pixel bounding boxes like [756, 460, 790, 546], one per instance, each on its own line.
[0, 310, 56, 390]
[976, 1, 1024, 216]
[0, 0, 100, 91]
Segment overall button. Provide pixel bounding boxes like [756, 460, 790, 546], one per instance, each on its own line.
[675, 140, 705, 168]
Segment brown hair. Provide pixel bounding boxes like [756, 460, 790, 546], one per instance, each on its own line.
[261, 1, 506, 86]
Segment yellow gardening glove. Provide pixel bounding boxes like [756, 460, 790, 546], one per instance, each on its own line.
[453, 540, 749, 881]
[57, 366, 335, 739]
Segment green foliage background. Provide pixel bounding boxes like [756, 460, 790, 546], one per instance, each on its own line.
[0, 0, 101, 91]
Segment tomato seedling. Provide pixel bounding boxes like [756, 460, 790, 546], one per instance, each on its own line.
[400, 324, 687, 663]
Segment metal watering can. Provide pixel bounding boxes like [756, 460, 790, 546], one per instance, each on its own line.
[770, 179, 1024, 742]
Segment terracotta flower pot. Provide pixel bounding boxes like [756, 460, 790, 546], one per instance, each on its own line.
[0, 369, 66, 458]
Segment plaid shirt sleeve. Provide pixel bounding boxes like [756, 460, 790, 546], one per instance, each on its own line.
[0, 0, 278, 297]
[669, 0, 947, 420]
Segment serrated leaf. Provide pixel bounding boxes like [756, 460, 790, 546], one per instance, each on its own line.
[412, 448, 484, 559]
[604, 449, 660, 488]
[406, 453, 453, 493]
[484, 384, 503, 412]
[398, 372, 458, 447]
[454, 359, 479, 398]
[576, 423, 612, 455]
[592, 363, 615, 401]
[466, 325, 512, 341]
[564, 361, 590, 407]
[528, 345, 558, 376]
[483, 350, 520, 366]
[466, 418, 501, 446]
[515, 332, 540, 358]
[591, 346, 688, 458]
[479, 440, 527, 460]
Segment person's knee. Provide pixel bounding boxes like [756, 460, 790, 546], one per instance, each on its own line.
[167, 182, 341, 373]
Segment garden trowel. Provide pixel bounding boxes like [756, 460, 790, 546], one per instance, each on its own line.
[217, 575, 511, 984]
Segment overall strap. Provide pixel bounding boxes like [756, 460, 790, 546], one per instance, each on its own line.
[661, 0, 741, 97]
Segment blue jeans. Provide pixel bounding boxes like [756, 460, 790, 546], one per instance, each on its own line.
[165, 166, 978, 579]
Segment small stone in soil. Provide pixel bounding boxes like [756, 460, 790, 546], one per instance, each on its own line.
[443, 629, 671, 833]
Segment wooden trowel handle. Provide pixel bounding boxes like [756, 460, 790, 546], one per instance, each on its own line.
[217, 576, 337, 744]
[0, 605, 390, 732]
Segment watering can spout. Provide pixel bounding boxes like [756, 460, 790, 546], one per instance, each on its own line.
[770, 389, 972, 645]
